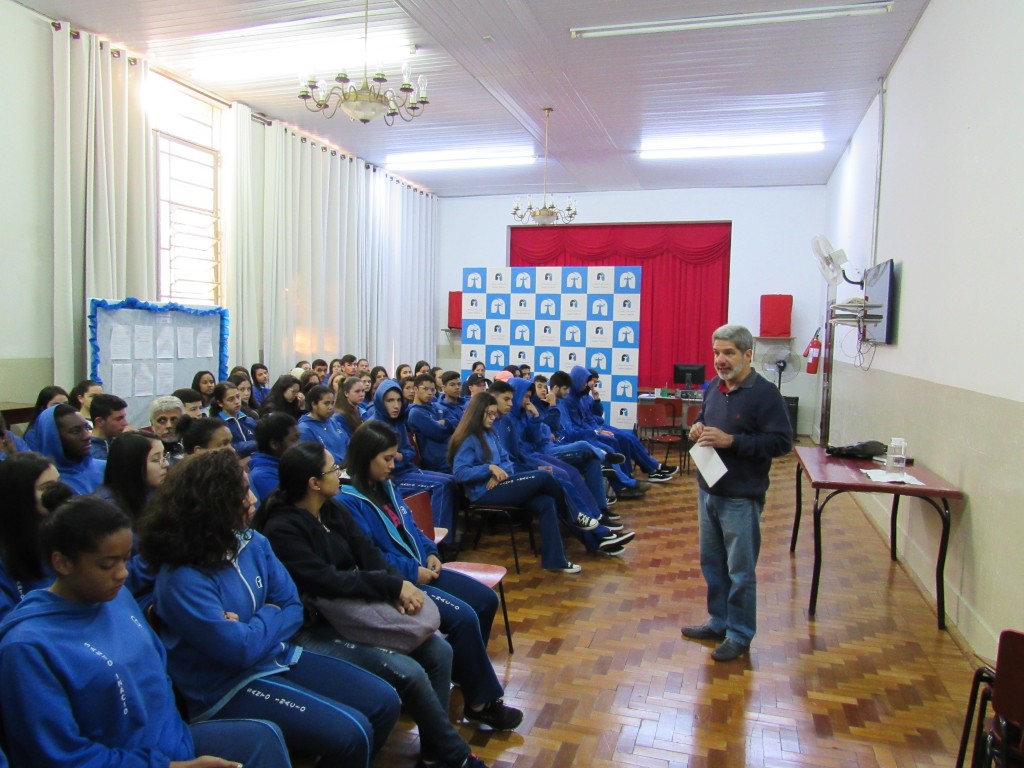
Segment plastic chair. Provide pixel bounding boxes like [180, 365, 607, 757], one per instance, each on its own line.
[405, 492, 514, 654]
[957, 629, 1024, 768]
[637, 399, 684, 467]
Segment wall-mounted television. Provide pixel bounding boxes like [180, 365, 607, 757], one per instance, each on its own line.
[862, 259, 897, 344]
[673, 363, 706, 388]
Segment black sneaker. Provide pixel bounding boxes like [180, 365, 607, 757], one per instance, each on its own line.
[599, 544, 627, 557]
[601, 467, 620, 480]
[605, 451, 626, 464]
[598, 530, 636, 551]
[647, 469, 673, 483]
[659, 463, 679, 476]
[616, 486, 646, 499]
[635, 481, 653, 493]
[600, 515, 624, 532]
[602, 508, 621, 522]
[464, 699, 524, 731]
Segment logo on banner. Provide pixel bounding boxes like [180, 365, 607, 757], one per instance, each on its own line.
[464, 323, 482, 340]
[618, 326, 634, 343]
[467, 272, 483, 289]
[515, 272, 531, 289]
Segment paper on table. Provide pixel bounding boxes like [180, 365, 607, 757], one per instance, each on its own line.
[689, 443, 727, 488]
[133, 325, 154, 360]
[196, 327, 214, 358]
[861, 469, 925, 486]
[156, 363, 175, 395]
[156, 326, 175, 359]
[110, 326, 131, 360]
[111, 363, 133, 397]
[177, 328, 194, 359]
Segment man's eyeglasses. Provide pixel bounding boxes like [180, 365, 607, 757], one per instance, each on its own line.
[418, 386, 437, 394]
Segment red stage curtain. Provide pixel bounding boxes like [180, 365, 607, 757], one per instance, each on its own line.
[509, 223, 731, 388]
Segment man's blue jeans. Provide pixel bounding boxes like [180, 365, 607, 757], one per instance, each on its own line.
[697, 488, 762, 646]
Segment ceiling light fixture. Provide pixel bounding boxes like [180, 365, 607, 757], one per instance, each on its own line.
[298, 0, 428, 125]
[640, 131, 826, 160]
[511, 108, 577, 226]
[570, 1, 893, 39]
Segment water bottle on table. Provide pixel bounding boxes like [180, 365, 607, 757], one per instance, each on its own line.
[887, 437, 907, 481]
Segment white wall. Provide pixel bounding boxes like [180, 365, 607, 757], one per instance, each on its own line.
[825, 0, 1024, 658]
[0, 1, 55, 400]
[437, 187, 827, 432]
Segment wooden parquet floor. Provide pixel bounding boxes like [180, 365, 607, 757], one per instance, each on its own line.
[376, 448, 975, 768]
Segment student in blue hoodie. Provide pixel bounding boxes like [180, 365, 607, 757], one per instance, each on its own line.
[0, 452, 60, 621]
[0, 494, 293, 768]
[34, 403, 106, 494]
[250, 363, 271, 408]
[407, 373, 455, 473]
[19, 385, 69, 451]
[449, 393, 584, 574]
[140, 450, 401, 767]
[371, 380, 456, 536]
[340, 421, 524, 732]
[0, 414, 29, 461]
[297, 385, 350, 463]
[248, 413, 301, 503]
[436, 371, 467, 426]
[210, 381, 258, 459]
[333, 376, 368, 441]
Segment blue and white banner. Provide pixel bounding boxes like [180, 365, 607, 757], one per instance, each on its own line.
[462, 267, 641, 429]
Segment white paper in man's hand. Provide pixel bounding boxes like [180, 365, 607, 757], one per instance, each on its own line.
[689, 443, 727, 487]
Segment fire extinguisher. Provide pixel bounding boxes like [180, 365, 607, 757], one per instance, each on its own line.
[803, 328, 822, 375]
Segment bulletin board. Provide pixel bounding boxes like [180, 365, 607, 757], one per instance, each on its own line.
[88, 297, 229, 426]
[460, 266, 642, 430]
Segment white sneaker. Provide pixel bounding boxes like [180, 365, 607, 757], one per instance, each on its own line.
[573, 512, 599, 531]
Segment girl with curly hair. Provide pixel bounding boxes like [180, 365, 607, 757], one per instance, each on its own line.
[139, 451, 400, 768]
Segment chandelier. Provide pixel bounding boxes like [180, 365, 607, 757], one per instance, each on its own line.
[298, 0, 428, 125]
[511, 107, 577, 225]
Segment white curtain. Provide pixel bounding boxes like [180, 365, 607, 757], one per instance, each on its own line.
[52, 25, 155, 385]
[233, 122, 437, 379]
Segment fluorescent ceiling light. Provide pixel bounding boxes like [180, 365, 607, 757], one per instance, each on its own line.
[570, 2, 893, 39]
[385, 148, 536, 172]
[640, 131, 825, 160]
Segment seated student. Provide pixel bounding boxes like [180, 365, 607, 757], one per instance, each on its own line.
[69, 379, 104, 427]
[0, 414, 29, 461]
[259, 374, 304, 420]
[340, 423, 523, 732]
[395, 363, 413, 381]
[356, 358, 370, 373]
[371, 381, 457, 537]
[356, 375, 374, 418]
[299, 369, 322, 396]
[258, 442, 491, 768]
[407, 373, 454, 473]
[519, 364, 532, 380]
[172, 387, 204, 418]
[0, 495, 293, 768]
[548, 371, 649, 500]
[297, 385, 349, 464]
[502, 365, 522, 379]
[248, 413, 300, 504]
[210, 381, 257, 458]
[33, 404, 105, 494]
[0, 452, 60, 620]
[339, 354, 359, 378]
[294, 360, 311, 371]
[328, 359, 344, 379]
[21, 385, 68, 450]
[449, 393, 586, 573]
[311, 359, 329, 381]
[369, 365, 389, 391]
[437, 371, 467, 426]
[431, 366, 445, 393]
[400, 376, 417, 405]
[176, 414, 234, 456]
[460, 372, 488, 400]
[89, 393, 129, 460]
[145, 395, 187, 464]
[332, 377, 367, 441]
[414, 360, 432, 377]
[228, 372, 260, 421]
[250, 363, 271, 408]
[570, 366, 677, 482]
[190, 371, 216, 416]
[140, 451, 400, 766]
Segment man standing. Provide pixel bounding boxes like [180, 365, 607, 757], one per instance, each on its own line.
[681, 324, 793, 662]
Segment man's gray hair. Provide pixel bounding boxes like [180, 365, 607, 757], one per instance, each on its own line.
[148, 395, 184, 422]
[712, 324, 754, 353]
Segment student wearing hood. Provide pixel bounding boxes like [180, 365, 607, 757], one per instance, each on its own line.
[0, 495, 292, 768]
[34, 404, 106, 495]
[370, 380, 456, 537]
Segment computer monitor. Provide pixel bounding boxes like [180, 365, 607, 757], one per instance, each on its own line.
[673, 363, 706, 389]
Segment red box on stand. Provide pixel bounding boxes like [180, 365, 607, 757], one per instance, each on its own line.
[759, 294, 793, 337]
[447, 291, 463, 329]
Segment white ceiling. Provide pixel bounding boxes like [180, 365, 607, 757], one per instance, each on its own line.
[17, 0, 927, 197]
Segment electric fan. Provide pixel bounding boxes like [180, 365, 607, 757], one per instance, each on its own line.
[757, 345, 803, 392]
